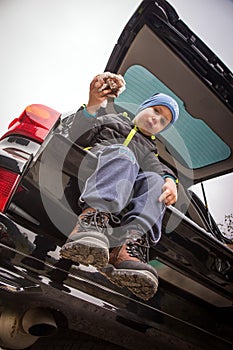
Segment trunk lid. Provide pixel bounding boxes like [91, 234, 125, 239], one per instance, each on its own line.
[105, 0, 233, 186]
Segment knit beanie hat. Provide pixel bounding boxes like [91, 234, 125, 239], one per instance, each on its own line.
[136, 93, 179, 128]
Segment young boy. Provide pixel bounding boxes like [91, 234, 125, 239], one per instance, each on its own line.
[60, 74, 179, 300]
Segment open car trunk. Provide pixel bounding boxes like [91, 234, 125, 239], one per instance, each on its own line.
[105, 0, 233, 186]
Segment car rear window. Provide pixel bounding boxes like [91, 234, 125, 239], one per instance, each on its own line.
[114, 65, 231, 170]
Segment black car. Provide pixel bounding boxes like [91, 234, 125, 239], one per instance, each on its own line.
[0, 1, 232, 349]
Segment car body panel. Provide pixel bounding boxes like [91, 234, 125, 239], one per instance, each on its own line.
[0, 215, 232, 350]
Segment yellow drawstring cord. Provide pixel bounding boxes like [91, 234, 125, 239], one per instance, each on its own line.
[123, 125, 138, 146]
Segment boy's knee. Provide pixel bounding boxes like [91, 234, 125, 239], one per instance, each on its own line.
[109, 144, 137, 164]
[146, 171, 164, 187]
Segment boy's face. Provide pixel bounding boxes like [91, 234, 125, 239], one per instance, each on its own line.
[133, 105, 172, 136]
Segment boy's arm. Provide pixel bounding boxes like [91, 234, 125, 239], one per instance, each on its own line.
[159, 177, 177, 206]
[160, 163, 178, 184]
[150, 158, 178, 206]
[67, 106, 97, 146]
[141, 152, 178, 206]
[68, 74, 110, 144]
[160, 162, 178, 206]
[85, 75, 112, 115]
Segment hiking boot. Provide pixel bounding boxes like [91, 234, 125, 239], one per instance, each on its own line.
[60, 208, 111, 268]
[101, 230, 158, 300]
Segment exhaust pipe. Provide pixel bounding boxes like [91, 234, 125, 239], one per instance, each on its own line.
[22, 307, 57, 337]
[0, 307, 57, 349]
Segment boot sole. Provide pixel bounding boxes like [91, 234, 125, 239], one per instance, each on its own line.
[100, 266, 158, 301]
[60, 237, 109, 269]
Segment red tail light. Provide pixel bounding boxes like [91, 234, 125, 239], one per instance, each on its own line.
[0, 168, 19, 212]
[1, 104, 61, 143]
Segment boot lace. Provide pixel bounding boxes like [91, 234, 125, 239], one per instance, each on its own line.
[126, 231, 150, 263]
[78, 209, 120, 234]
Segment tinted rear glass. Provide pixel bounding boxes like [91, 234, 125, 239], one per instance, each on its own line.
[114, 65, 231, 169]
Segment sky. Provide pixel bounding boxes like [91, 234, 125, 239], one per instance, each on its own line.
[0, 0, 232, 226]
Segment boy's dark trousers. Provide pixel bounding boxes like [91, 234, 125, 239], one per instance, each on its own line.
[79, 144, 165, 246]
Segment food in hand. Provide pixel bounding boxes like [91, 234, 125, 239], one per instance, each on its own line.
[97, 72, 126, 98]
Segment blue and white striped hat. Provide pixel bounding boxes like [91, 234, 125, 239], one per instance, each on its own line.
[136, 93, 179, 128]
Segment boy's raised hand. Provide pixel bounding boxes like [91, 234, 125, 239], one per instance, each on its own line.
[86, 75, 112, 115]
